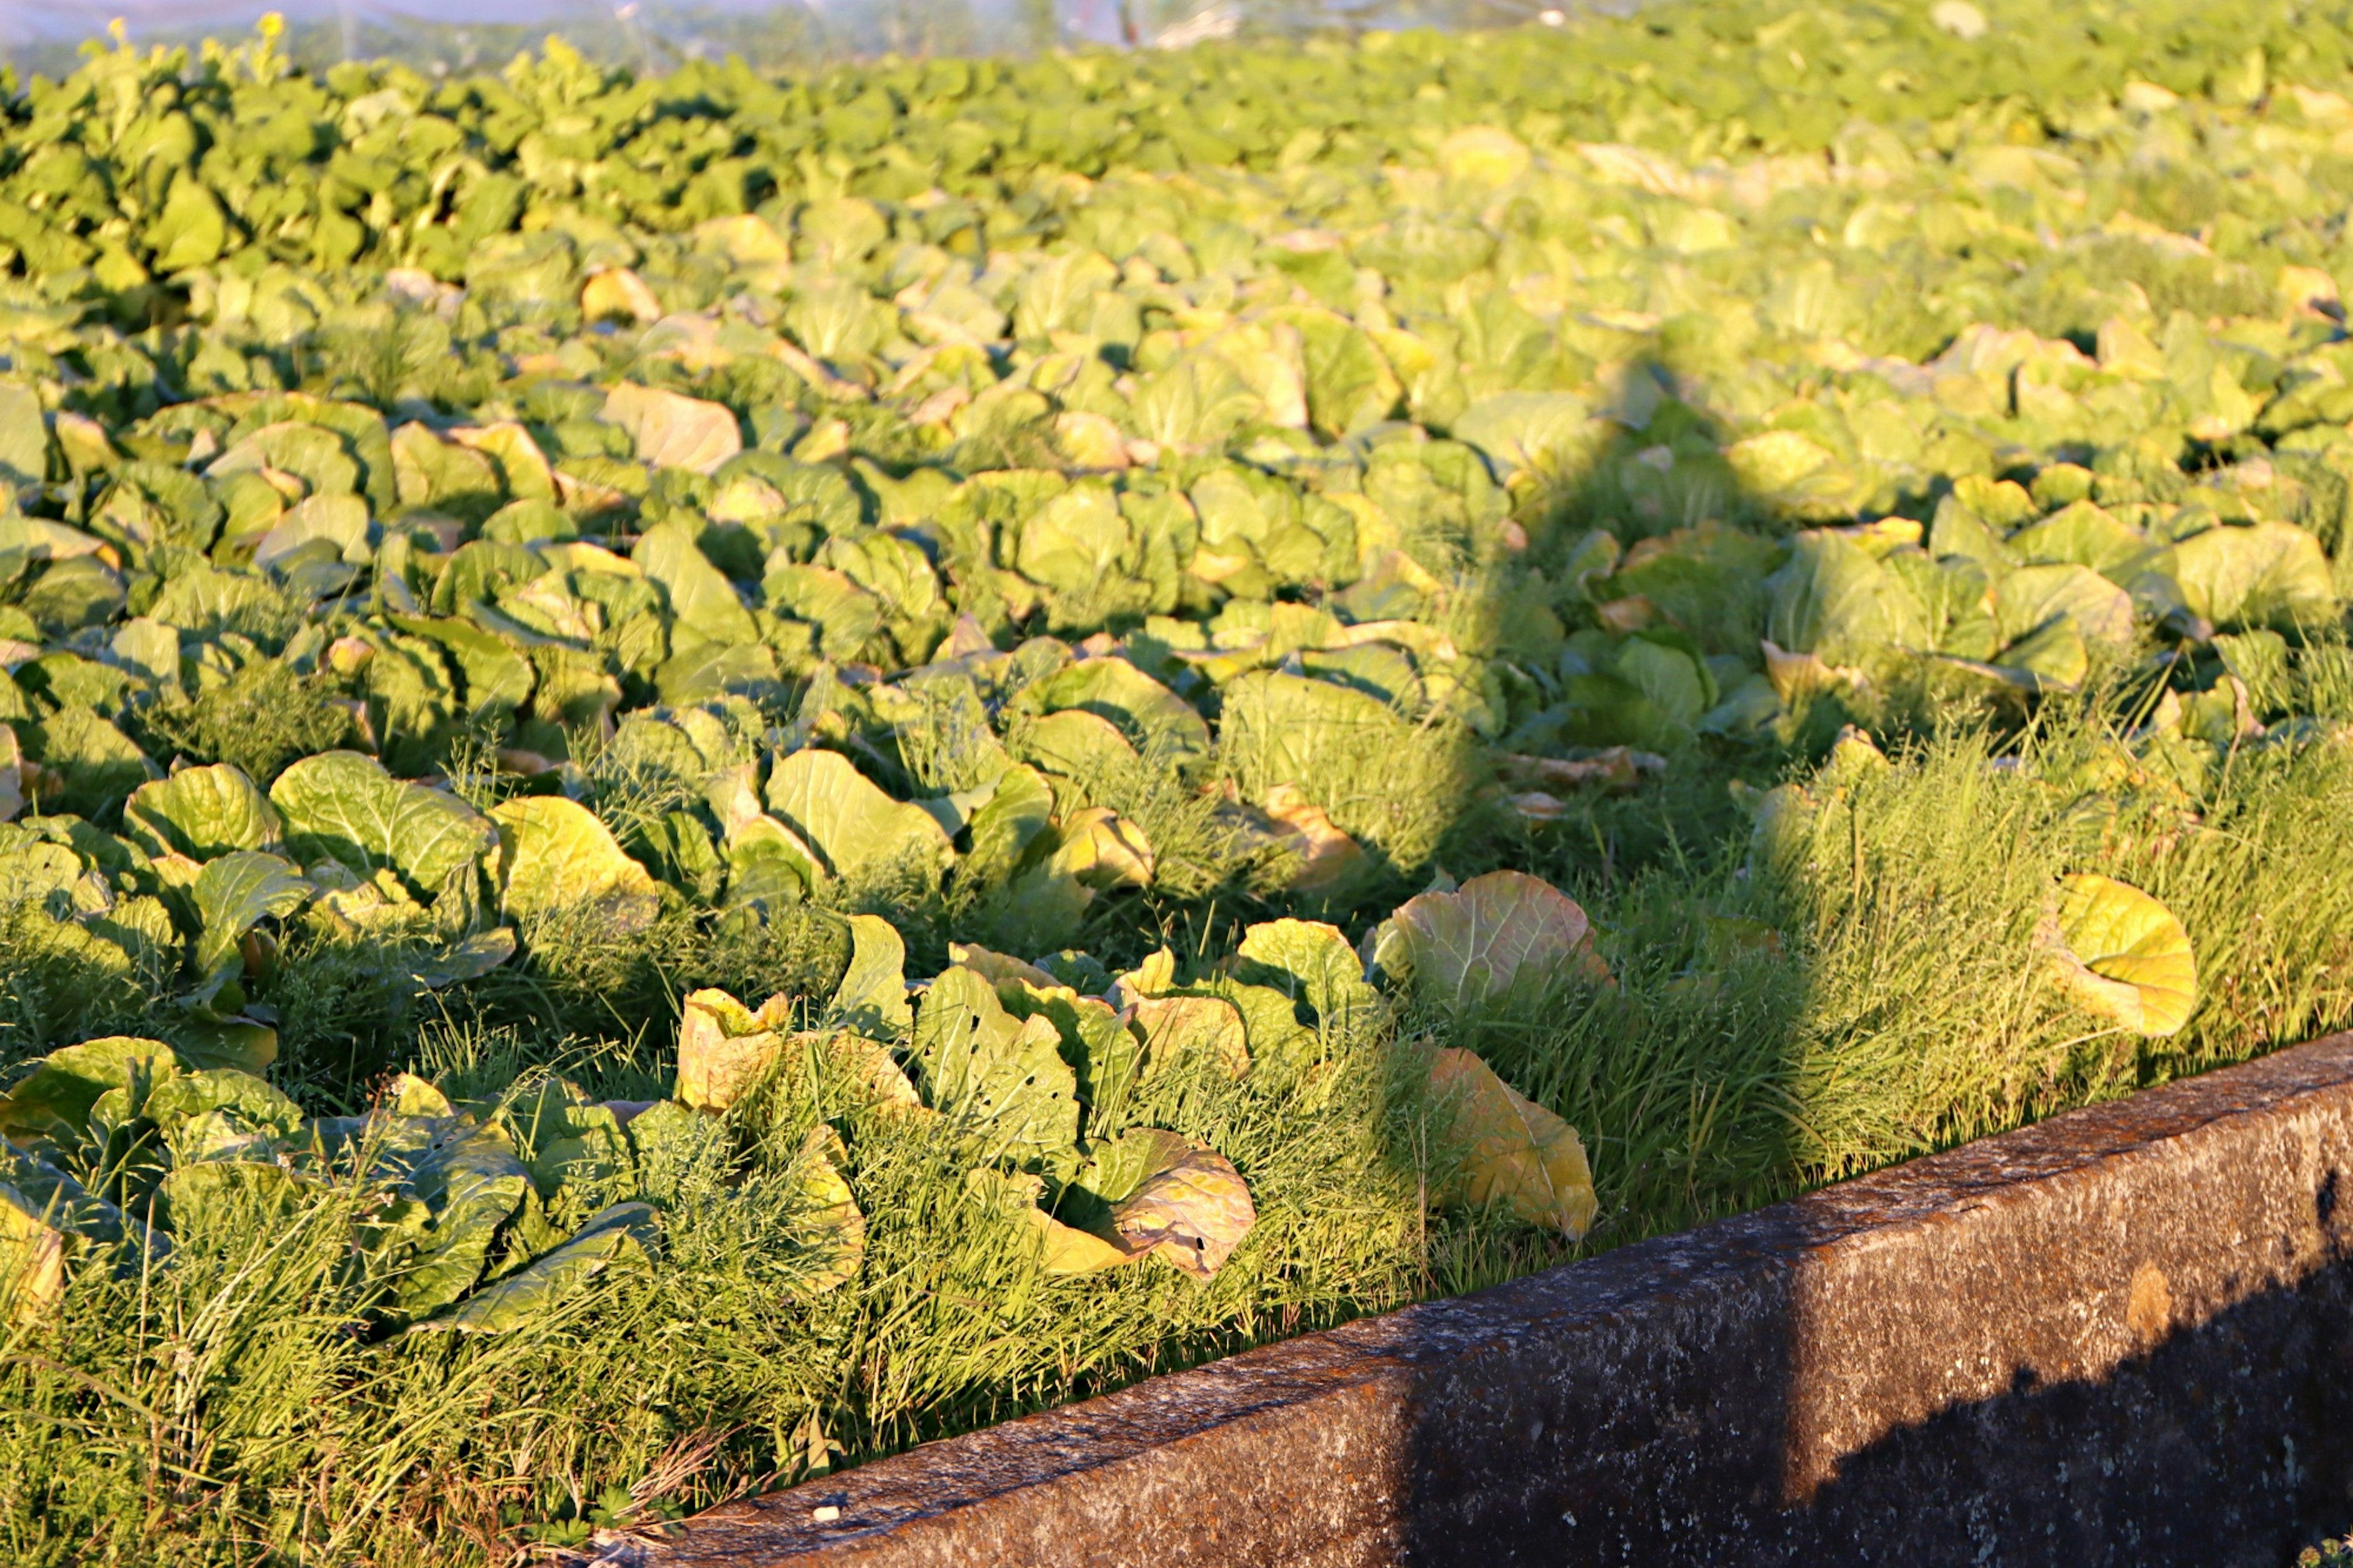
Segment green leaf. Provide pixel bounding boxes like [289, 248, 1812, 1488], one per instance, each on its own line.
[1722, 430, 1862, 521]
[208, 421, 360, 499]
[764, 564, 885, 662]
[418, 1202, 658, 1335]
[172, 1018, 279, 1075]
[387, 615, 536, 719]
[829, 914, 912, 1038]
[407, 929, 518, 989]
[1008, 708, 1137, 779]
[634, 518, 760, 650]
[1233, 918, 1381, 1031]
[764, 748, 952, 887]
[271, 752, 495, 900]
[0, 728, 21, 824]
[1613, 635, 1712, 732]
[2154, 521, 2336, 634]
[724, 815, 823, 910]
[1009, 657, 1210, 759]
[654, 638, 780, 706]
[0, 1037, 178, 1145]
[191, 850, 312, 983]
[1277, 306, 1404, 437]
[1072, 1127, 1191, 1212]
[108, 618, 180, 690]
[144, 1068, 303, 1144]
[1765, 531, 1933, 665]
[2007, 501, 2147, 574]
[23, 706, 156, 818]
[153, 1161, 306, 1237]
[1218, 670, 1405, 797]
[0, 840, 83, 912]
[0, 383, 46, 489]
[254, 493, 369, 580]
[488, 797, 662, 931]
[506, 1081, 633, 1201]
[909, 967, 1080, 1167]
[1982, 617, 2090, 690]
[622, 1099, 713, 1171]
[1451, 392, 1596, 473]
[1991, 562, 2134, 649]
[1015, 484, 1132, 597]
[387, 1123, 531, 1320]
[960, 763, 1054, 891]
[123, 765, 280, 862]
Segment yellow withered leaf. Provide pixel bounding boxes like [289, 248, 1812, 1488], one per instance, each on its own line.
[1260, 784, 1366, 893]
[785, 1126, 865, 1295]
[963, 1167, 1140, 1277]
[1430, 1047, 1597, 1240]
[835, 1034, 925, 1116]
[948, 942, 1062, 992]
[1438, 124, 1531, 186]
[1051, 806, 1155, 890]
[488, 796, 663, 933]
[675, 988, 793, 1111]
[1034, 1211, 1138, 1276]
[1052, 410, 1132, 470]
[1376, 869, 1610, 1009]
[1130, 993, 1251, 1080]
[1110, 947, 1178, 1004]
[2046, 874, 2199, 1037]
[580, 267, 663, 324]
[602, 382, 743, 475]
[0, 1186, 66, 1324]
[1109, 1146, 1257, 1280]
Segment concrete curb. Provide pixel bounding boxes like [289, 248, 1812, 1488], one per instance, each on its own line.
[631, 1034, 2353, 1566]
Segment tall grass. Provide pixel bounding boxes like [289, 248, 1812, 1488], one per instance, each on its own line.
[0, 992, 1450, 1562]
[13, 686, 2353, 1562]
[1440, 694, 2353, 1291]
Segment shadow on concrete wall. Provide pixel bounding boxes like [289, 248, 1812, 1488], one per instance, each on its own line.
[1393, 1114, 2353, 1567]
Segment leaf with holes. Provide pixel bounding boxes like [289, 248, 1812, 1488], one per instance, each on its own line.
[1109, 1145, 1256, 1280]
[909, 967, 1080, 1167]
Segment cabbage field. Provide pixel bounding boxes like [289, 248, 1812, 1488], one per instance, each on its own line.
[6, 0, 2353, 1559]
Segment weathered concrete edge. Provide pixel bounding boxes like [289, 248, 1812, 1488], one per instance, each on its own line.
[640, 1032, 2353, 1566]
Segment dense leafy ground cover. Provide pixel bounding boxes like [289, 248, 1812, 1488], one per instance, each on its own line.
[6, 1, 2353, 1559]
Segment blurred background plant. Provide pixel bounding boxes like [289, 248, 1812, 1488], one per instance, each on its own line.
[4, 0, 1578, 80]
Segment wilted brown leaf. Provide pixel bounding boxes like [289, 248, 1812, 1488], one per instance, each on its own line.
[1430, 1047, 1597, 1239]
